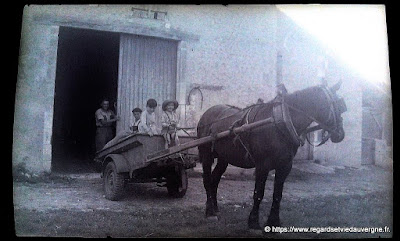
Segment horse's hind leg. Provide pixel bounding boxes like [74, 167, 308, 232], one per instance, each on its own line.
[248, 163, 269, 230]
[266, 160, 292, 227]
[210, 158, 228, 213]
[199, 145, 218, 219]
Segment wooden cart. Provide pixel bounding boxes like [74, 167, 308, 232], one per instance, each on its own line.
[95, 115, 275, 201]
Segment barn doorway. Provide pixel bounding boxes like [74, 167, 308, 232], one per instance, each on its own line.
[52, 27, 120, 173]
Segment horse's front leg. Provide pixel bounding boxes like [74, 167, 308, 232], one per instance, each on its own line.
[248, 163, 269, 230]
[200, 146, 218, 219]
[266, 160, 292, 227]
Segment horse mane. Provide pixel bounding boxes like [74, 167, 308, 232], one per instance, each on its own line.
[246, 86, 325, 121]
[285, 86, 326, 109]
[219, 86, 323, 125]
[286, 86, 322, 99]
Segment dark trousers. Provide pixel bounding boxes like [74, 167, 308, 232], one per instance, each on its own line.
[95, 127, 114, 152]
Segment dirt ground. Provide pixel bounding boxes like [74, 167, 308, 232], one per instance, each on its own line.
[13, 164, 393, 238]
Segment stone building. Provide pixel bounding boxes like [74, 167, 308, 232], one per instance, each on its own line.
[13, 5, 392, 174]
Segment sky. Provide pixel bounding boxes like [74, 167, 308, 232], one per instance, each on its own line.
[277, 5, 390, 89]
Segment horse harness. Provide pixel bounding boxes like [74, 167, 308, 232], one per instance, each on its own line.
[226, 85, 347, 162]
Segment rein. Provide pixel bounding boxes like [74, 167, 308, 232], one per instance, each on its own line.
[283, 102, 336, 135]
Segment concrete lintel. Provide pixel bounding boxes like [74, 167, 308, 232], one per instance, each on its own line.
[189, 83, 224, 91]
[32, 14, 200, 42]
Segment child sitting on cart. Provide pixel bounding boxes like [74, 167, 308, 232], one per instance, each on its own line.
[138, 99, 159, 136]
[130, 107, 142, 134]
[161, 100, 180, 149]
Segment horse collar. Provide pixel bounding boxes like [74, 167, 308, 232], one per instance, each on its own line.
[272, 94, 304, 147]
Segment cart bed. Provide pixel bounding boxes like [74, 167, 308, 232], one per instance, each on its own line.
[95, 134, 197, 171]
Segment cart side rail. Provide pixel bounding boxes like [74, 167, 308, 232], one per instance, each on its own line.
[102, 154, 130, 175]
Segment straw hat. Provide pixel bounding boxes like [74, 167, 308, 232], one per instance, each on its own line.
[162, 100, 179, 111]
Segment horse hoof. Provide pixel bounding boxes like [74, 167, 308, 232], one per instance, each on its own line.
[206, 216, 219, 222]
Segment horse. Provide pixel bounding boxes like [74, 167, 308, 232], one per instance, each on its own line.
[197, 82, 347, 230]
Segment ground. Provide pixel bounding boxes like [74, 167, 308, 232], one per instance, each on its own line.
[13, 163, 392, 238]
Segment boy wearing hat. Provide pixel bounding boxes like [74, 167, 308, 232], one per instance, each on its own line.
[130, 107, 142, 134]
[161, 100, 180, 149]
[138, 99, 159, 136]
[102, 107, 143, 149]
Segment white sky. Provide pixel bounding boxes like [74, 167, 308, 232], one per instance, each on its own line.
[277, 5, 390, 88]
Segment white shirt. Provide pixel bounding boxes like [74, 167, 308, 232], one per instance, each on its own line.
[130, 119, 141, 131]
[138, 110, 159, 135]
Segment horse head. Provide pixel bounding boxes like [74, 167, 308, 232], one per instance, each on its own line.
[316, 81, 347, 145]
[285, 81, 347, 145]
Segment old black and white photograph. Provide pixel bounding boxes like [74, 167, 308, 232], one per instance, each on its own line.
[12, 4, 392, 238]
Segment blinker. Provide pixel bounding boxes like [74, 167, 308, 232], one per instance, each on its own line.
[336, 98, 347, 114]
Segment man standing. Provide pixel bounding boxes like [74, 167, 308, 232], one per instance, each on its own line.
[95, 99, 119, 152]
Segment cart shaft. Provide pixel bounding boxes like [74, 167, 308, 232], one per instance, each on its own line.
[145, 117, 274, 163]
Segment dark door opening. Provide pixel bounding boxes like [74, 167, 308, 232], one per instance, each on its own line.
[52, 27, 120, 173]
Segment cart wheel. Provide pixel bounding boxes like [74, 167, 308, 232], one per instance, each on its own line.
[167, 165, 188, 198]
[103, 162, 125, 201]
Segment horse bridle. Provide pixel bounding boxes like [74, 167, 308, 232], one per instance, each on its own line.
[275, 85, 347, 147]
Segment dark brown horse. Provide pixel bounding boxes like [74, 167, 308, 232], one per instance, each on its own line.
[197, 83, 346, 229]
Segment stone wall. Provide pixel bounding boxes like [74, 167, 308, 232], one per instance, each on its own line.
[14, 6, 59, 173]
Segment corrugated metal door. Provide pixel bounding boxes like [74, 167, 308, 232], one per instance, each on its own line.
[117, 34, 178, 132]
